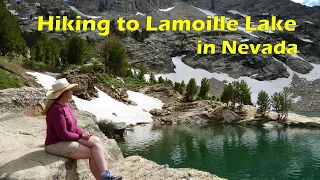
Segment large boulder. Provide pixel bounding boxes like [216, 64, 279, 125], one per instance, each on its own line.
[211, 107, 241, 123]
[0, 87, 46, 114]
[60, 70, 98, 100]
[97, 121, 127, 139]
[0, 110, 123, 180]
[109, 156, 225, 180]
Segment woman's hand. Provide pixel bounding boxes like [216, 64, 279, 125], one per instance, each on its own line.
[81, 132, 92, 140]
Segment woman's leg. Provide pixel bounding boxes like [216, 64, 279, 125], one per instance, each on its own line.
[77, 136, 107, 174]
[69, 144, 101, 179]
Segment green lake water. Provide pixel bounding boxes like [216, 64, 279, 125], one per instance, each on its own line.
[293, 112, 320, 117]
[118, 124, 320, 180]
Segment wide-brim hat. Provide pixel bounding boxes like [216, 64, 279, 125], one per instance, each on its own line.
[46, 78, 78, 100]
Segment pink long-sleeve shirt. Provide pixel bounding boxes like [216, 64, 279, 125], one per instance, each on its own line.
[45, 103, 84, 146]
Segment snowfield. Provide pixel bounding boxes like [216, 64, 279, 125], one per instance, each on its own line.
[156, 56, 320, 103]
[27, 72, 163, 125]
[68, 5, 101, 19]
[227, 10, 248, 18]
[299, 38, 313, 43]
[159, 7, 175, 12]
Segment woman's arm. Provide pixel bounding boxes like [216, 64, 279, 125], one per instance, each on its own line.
[49, 108, 81, 141]
[75, 126, 84, 135]
[67, 103, 85, 135]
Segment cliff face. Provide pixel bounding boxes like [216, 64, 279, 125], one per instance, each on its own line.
[65, 0, 320, 23]
[67, 0, 175, 14]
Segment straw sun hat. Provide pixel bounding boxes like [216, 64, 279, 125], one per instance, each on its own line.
[46, 78, 78, 100]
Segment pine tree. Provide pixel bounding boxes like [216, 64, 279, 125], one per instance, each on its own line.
[138, 64, 147, 81]
[110, 19, 117, 34]
[178, 80, 185, 95]
[0, 1, 27, 56]
[271, 87, 293, 121]
[30, 34, 61, 67]
[149, 73, 157, 84]
[231, 80, 251, 110]
[221, 83, 233, 106]
[257, 90, 270, 117]
[158, 76, 164, 83]
[165, 78, 173, 86]
[271, 92, 283, 120]
[174, 82, 180, 91]
[61, 35, 88, 65]
[141, 28, 150, 40]
[185, 78, 198, 101]
[281, 87, 293, 120]
[98, 36, 128, 77]
[198, 78, 210, 99]
[131, 30, 141, 41]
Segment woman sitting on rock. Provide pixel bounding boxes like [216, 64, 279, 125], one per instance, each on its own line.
[43, 78, 122, 180]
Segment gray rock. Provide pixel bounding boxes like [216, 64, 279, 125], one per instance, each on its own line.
[274, 54, 313, 74]
[263, 121, 284, 128]
[97, 121, 127, 139]
[308, 57, 320, 64]
[0, 110, 123, 180]
[109, 156, 225, 180]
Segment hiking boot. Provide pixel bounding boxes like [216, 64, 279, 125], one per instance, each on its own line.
[101, 170, 122, 180]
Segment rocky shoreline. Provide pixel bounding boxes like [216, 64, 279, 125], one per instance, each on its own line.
[0, 87, 225, 180]
[1, 85, 320, 179]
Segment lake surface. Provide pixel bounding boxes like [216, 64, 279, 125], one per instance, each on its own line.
[118, 124, 320, 180]
[293, 111, 320, 117]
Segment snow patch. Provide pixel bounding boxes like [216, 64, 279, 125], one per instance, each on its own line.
[240, 39, 250, 42]
[192, 6, 258, 37]
[304, 21, 314, 24]
[136, 12, 146, 16]
[159, 6, 175, 12]
[68, 5, 101, 19]
[293, 96, 302, 103]
[299, 38, 313, 43]
[27, 72, 163, 125]
[295, 63, 320, 81]
[237, 26, 259, 38]
[9, 10, 19, 15]
[127, 91, 164, 111]
[192, 6, 217, 17]
[227, 10, 247, 17]
[26, 72, 56, 89]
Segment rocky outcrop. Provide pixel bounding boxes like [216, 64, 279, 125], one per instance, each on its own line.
[0, 110, 123, 179]
[97, 121, 127, 139]
[60, 70, 99, 100]
[274, 54, 313, 74]
[0, 87, 225, 179]
[0, 87, 46, 114]
[183, 53, 291, 81]
[62, 0, 320, 25]
[211, 107, 241, 123]
[291, 75, 320, 111]
[109, 156, 225, 180]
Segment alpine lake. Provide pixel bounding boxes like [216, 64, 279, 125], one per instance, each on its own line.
[118, 112, 320, 180]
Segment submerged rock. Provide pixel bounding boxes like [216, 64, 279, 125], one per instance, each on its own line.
[97, 121, 127, 139]
[263, 121, 284, 128]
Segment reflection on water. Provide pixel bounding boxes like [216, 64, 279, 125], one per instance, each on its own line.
[118, 124, 320, 180]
